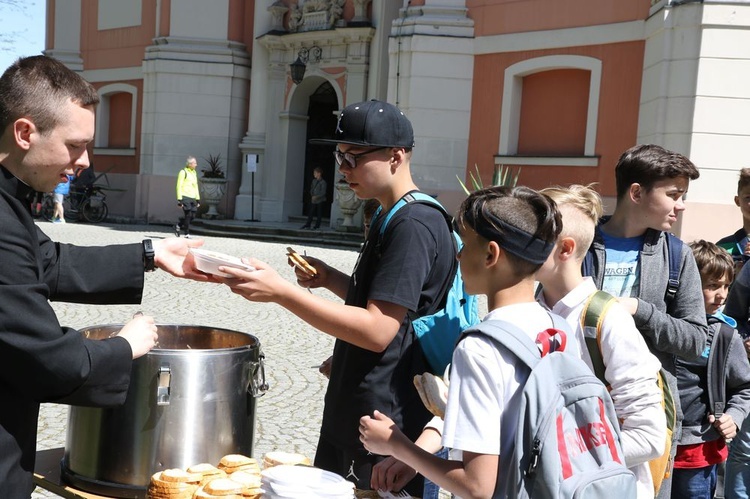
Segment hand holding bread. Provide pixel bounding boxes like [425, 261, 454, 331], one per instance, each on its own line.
[286, 247, 317, 277]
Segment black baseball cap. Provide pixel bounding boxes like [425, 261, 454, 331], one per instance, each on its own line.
[310, 99, 415, 149]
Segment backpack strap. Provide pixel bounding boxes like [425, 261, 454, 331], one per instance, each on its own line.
[459, 316, 571, 369]
[582, 250, 595, 279]
[665, 232, 682, 305]
[580, 290, 618, 385]
[460, 320, 542, 371]
[372, 191, 459, 318]
[706, 319, 735, 417]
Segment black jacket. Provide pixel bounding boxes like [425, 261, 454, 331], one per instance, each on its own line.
[0, 165, 145, 497]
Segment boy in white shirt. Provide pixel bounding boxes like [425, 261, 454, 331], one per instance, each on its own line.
[359, 185, 569, 498]
[536, 184, 666, 498]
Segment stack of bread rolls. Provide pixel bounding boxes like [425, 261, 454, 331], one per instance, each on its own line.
[147, 469, 201, 498]
[147, 454, 262, 499]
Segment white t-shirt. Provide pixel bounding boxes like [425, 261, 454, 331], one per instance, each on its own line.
[441, 302, 579, 485]
[539, 278, 665, 499]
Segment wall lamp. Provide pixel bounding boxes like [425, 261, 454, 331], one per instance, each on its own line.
[290, 46, 322, 84]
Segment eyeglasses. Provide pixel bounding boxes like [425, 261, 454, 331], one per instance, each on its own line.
[333, 147, 389, 169]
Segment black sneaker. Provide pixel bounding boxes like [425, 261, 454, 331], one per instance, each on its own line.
[300, 225, 310, 230]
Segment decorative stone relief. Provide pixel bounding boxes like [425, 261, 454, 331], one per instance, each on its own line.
[286, 0, 347, 33]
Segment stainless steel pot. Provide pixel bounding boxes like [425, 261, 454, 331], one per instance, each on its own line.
[61, 324, 268, 498]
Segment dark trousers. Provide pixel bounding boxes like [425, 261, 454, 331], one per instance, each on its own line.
[305, 202, 324, 228]
[178, 197, 198, 235]
[314, 435, 424, 496]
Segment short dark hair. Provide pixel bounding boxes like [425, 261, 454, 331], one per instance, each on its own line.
[456, 186, 562, 277]
[0, 55, 100, 135]
[738, 168, 750, 194]
[614, 144, 700, 200]
[689, 240, 734, 284]
[313, 167, 323, 174]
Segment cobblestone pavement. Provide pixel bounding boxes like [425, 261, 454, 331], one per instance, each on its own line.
[32, 221, 352, 498]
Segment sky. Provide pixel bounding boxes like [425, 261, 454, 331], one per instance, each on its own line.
[0, 1, 47, 72]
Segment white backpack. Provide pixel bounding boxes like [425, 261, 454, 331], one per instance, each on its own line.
[458, 319, 637, 498]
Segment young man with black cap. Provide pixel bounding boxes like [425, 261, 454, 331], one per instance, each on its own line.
[220, 100, 454, 495]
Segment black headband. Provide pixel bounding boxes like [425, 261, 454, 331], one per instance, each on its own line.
[460, 206, 554, 265]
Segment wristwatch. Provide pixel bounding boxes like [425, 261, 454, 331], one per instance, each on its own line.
[142, 239, 156, 272]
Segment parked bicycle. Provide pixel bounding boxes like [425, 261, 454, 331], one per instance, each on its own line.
[42, 183, 109, 223]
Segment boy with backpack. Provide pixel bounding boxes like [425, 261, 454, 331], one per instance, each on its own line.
[537, 184, 666, 497]
[670, 241, 750, 498]
[219, 100, 457, 495]
[582, 144, 709, 497]
[360, 186, 636, 498]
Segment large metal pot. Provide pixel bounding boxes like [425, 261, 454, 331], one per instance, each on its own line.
[61, 324, 267, 498]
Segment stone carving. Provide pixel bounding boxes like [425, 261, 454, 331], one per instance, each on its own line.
[328, 0, 345, 28]
[285, 0, 346, 32]
[288, 3, 303, 33]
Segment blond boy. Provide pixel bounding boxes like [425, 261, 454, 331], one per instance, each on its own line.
[537, 184, 666, 498]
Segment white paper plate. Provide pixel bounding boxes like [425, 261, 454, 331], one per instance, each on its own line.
[261, 465, 355, 496]
[190, 248, 255, 277]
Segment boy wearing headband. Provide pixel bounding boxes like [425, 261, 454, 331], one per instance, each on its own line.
[583, 144, 707, 497]
[537, 184, 665, 498]
[360, 186, 573, 497]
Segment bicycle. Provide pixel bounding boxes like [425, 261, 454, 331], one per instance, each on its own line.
[42, 183, 109, 223]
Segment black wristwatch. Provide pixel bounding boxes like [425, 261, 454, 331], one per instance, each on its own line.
[142, 239, 156, 272]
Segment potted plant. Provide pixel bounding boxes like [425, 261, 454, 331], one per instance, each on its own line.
[199, 154, 228, 218]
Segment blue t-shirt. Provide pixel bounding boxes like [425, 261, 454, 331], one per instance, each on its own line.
[53, 176, 73, 195]
[601, 231, 644, 298]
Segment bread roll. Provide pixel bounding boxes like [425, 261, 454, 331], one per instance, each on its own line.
[193, 489, 243, 499]
[187, 463, 227, 485]
[146, 471, 198, 498]
[413, 372, 448, 419]
[228, 470, 261, 489]
[203, 478, 244, 495]
[262, 451, 311, 469]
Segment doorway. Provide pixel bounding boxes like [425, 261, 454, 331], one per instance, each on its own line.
[303, 82, 338, 220]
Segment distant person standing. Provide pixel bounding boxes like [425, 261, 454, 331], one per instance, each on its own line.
[300, 167, 327, 230]
[51, 173, 73, 223]
[176, 156, 200, 237]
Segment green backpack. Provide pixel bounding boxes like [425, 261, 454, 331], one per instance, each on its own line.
[580, 290, 677, 496]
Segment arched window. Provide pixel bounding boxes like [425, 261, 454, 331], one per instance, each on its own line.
[498, 55, 601, 167]
[95, 83, 138, 155]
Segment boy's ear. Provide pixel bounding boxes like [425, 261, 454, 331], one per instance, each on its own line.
[558, 237, 576, 261]
[486, 240, 501, 268]
[735, 195, 740, 208]
[629, 183, 642, 204]
[390, 148, 405, 171]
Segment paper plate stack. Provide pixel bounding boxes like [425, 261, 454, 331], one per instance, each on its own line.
[261, 465, 355, 498]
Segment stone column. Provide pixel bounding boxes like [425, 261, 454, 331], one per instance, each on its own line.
[235, 1, 274, 220]
[45, 0, 84, 71]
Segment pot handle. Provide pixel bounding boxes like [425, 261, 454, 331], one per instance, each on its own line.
[248, 352, 269, 398]
[157, 366, 171, 406]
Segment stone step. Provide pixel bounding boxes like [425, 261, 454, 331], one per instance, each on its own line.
[189, 218, 363, 249]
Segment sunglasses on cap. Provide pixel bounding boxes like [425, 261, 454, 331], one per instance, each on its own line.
[333, 147, 390, 169]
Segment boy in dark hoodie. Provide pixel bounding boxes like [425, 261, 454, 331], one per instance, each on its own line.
[671, 241, 750, 498]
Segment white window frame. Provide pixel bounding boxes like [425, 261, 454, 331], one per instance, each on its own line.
[94, 83, 138, 155]
[497, 55, 602, 167]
